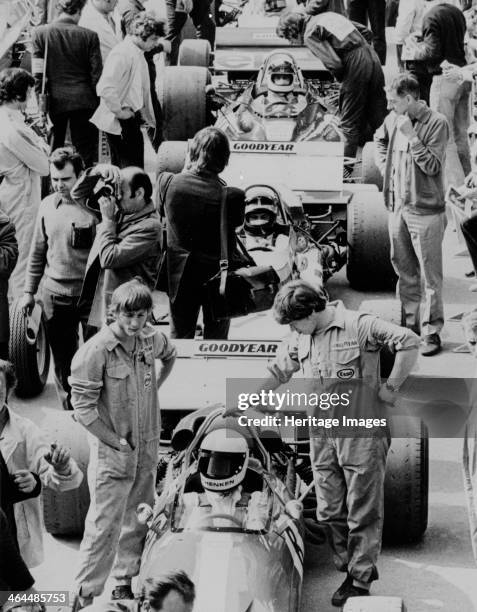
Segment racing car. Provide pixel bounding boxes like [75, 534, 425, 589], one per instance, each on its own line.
[157, 47, 392, 293]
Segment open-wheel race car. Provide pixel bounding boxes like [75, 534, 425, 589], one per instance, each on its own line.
[157, 46, 391, 294]
[42, 403, 420, 611]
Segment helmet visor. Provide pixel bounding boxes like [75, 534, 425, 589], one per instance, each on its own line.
[198, 450, 247, 481]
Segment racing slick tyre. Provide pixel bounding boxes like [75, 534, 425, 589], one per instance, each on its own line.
[343, 596, 406, 611]
[361, 142, 383, 191]
[346, 186, 397, 291]
[359, 299, 405, 378]
[158, 67, 210, 141]
[383, 416, 429, 544]
[156, 141, 188, 174]
[42, 410, 90, 536]
[9, 299, 50, 398]
[178, 39, 211, 67]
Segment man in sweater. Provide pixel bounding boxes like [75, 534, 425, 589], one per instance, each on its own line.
[20, 147, 98, 411]
[404, 0, 469, 185]
[31, 0, 103, 169]
[374, 73, 449, 356]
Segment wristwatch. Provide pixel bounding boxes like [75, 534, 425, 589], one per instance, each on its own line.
[385, 381, 400, 393]
[119, 438, 128, 447]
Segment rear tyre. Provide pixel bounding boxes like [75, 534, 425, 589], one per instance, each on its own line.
[383, 417, 429, 544]
[347, 188, 397, 290]
[178, 39, 211, 67]
[156, 141, 188, 175]
[42, 410, 90, 536]
[361, 142, 383, 191]
[158, 67, 210, 140]
[9, 299, 50, 398]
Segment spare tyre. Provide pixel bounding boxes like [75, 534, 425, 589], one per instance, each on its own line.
[383, 416, 429, 544]
[42, 409, 90, 536]
[156, 141, 188, 175]
[361, 141, 383, 191]
[347, 187, 397, 291]
[178, 39, 211, 67]
[9, 299, 50, 398]
[158, 66, 210, 140]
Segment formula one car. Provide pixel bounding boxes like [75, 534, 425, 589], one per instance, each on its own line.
[157, 48, 392, 292]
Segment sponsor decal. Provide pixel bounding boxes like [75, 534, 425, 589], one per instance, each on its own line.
[337, 368, 355, 380]
[231, 141, 296, 153]
[252, 32, 281, 40]
[196, 341, 279, 357]
[144, 372, 152, 390]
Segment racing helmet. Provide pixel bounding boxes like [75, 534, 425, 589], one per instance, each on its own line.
[266, 54, 295, 94]
[244, 186, 279, 235]
[198, 429, 249, 492]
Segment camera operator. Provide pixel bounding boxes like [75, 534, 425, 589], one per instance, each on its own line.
[72, 163, 162, 329]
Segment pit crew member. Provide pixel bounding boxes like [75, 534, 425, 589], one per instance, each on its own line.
[276, 10, 387, 168]
[0, 360, 83, 567]
[227, 280, 419, 606]
[69, 279, 176, 610]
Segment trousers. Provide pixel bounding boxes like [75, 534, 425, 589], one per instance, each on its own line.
[76, 437, 159, 597]
[430, 75, 471, 188]
[50, 109, 98, 170]
[347, 0, 387, 65]
[311, 434, 390, 584]
[106, 114, 144, 170]
[42, 290, 96, 411]
[389, 208, 447, 336]
[165, 0, 215, 65]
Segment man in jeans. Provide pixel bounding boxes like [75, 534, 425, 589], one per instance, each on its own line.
[374, 73, 449, 356]
[20, 147, 98, 410]
[403, 0, 469, 186]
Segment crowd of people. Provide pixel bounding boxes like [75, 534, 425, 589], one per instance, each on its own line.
[1, 0, 477, 609]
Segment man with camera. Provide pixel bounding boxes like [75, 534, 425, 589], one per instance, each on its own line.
[71, 162, 162, 329]
[20, 147, 98, 411]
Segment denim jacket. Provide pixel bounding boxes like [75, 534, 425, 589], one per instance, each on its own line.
[70, 324, 176, 447]
[374, 103, 449, 214]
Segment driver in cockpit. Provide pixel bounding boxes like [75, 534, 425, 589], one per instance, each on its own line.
[251, 54, 307, 116]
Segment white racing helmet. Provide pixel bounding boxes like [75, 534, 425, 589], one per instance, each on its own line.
[244, 186, 279, 235]
[266, 54, 295, 94]
[198, 429, 249, 492]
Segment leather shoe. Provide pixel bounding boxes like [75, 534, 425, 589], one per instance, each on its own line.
[420, 334, 441, 356]
[331, 575, 369, 607]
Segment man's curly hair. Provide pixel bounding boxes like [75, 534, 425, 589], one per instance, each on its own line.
[0, 360, 17, 397]
[130, 13, 166, 40]
[57, 0, 87, 15]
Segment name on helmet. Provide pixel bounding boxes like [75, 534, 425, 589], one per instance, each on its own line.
[232, 142, 295, 153]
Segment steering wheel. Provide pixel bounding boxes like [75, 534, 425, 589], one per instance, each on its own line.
[264, 101, 297, 116]
[197, 513, 243, 527]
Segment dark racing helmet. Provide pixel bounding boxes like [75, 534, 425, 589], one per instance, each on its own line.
[266, 54, 295, 94]
[198, 429, 249, 492]
[244, 186, 279, 236]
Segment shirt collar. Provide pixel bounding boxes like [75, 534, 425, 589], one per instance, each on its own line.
[123, 35, 144, 57]
[53, 192, 76, 208]
[316, 300, 347, 334]
[55, 15, 79, 24]
[411, 100, 432, 123]
[102, 322, 156, 352]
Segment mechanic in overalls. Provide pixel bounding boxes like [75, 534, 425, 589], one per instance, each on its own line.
[276, 9, 386, 169]
[231, 280, 419, 606]
[69, 279, 176, 611]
